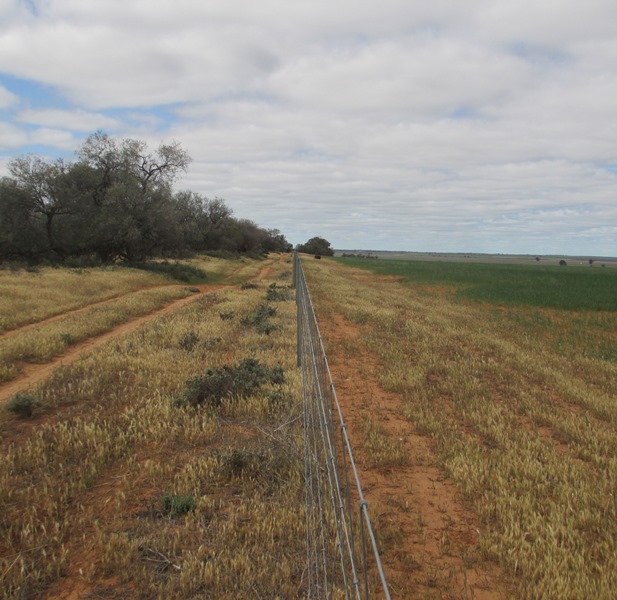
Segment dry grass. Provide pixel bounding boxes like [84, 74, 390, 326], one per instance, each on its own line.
[304, 258, 617, 599]
[0, 286, 192, 382]
[0, 254, 320, 599]
[0, 255, 261, 334]
[0, 266, 172, 333]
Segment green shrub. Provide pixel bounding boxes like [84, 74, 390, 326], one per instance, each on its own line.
[179, 331, 199, 351]
[6, 393, 40, 418]
[266, 283, 291, 302]
[175, 358, 284, 409]
[127, 261, 206, 283]
[162, 493, 196, 517]
[241, 303, 278, 334]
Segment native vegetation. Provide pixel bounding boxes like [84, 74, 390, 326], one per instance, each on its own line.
[0, 131, 291, 264]
[296, 236, 335, 257]
[0, 254, 321, 599]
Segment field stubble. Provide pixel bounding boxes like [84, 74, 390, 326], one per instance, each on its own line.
[304, 258, 617, 599]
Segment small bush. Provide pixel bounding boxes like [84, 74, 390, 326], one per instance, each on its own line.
[6, 393, 40, 418]
[241, 303, 278, 335]
[179, 331, 199, 351]
[266, 283, 291, 302]
[175, 358, 284, 409]
[60, 332, 74, 345]
[162, 494, 196, 517]
[214, 446, 299, 488]
[127, 261, 206, 283]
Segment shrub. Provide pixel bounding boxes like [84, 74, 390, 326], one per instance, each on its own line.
[162, 494, 196, 517]
[179, 331, 199, 351]
[175, 358, 284, 409]
[6, 393, 40, 418]
[266, 283, 291, 302]
[127, 261, 206, 283]
[241, 302, 278, 335]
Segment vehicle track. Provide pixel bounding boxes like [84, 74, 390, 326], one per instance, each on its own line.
[0, 255, 281, 406]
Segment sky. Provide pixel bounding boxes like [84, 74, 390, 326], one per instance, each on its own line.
[0, 0, 616, 256]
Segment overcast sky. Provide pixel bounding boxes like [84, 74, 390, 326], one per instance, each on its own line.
[1, 0, 616, 255]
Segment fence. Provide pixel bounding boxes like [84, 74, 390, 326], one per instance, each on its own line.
[294, 253, 391, 600]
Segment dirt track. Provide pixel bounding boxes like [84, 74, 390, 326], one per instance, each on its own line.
[0, 258, 278, 406]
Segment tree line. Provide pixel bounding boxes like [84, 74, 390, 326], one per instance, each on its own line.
[0, 131, 292, 264]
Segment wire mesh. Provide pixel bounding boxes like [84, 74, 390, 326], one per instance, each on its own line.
[295, 253, 391, 600]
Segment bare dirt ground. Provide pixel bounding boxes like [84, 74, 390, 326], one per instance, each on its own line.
[317, 311, 514, 599]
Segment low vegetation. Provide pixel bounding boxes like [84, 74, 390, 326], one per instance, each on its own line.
[338, 256, 617, 310]
[0, 286, 192, 383]
[0, 265, 174, 333]
[306, 257, 617, 599]
[0, 254, 322, 599]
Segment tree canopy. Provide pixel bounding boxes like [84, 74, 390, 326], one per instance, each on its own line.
[297, 236, 335, 256]
[0, 131, 292, 263]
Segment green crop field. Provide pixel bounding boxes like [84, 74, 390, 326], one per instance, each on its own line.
[337, 257, 617, 311]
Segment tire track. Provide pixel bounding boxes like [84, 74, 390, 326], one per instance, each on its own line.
[0, 255, 283, 405]
[0, 285, 227, 405]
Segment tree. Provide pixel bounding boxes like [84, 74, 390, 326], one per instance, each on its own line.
[8, 156, 77, 257]
[75, 132, 192, 262]
[0, 176, 46, 260]
[0, 131, 292, 263]
[297, 236, 334, 256]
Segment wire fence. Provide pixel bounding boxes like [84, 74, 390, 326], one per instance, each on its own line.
[294, 253, 391, 600]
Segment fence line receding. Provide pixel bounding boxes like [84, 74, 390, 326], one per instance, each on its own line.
[294, 253, 391, 600]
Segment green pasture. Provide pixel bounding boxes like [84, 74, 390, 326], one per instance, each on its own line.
[336, 257, 617, 311]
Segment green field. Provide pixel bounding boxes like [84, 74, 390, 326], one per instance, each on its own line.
[337, 257, 617, 311]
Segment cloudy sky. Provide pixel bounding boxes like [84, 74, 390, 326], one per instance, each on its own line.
[1, 0, 616, 255]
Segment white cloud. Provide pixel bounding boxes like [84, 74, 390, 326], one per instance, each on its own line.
[0, 0, 616, 254]
[16, 108, 120, 131]
[0, 85, 18, 109]
[0, 121, 28, 150]
[29, 127, 77, 150]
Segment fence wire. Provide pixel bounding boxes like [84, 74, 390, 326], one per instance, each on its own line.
[294, 254, 391, 600]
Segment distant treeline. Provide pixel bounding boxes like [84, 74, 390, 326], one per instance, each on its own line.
[340, 252, 378, 259]
[0, 131, 292, 264]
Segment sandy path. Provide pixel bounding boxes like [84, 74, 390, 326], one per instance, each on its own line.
[0, 254, 283, 406]
[0, 284, 226, 405]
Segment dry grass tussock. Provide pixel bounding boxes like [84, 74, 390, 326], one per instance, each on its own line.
[304, 258, 617, 600]
[0, 255, 320, 599]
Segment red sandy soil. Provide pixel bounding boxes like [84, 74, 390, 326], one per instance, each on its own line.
[316, 310, 514, 599]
